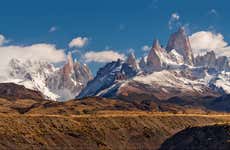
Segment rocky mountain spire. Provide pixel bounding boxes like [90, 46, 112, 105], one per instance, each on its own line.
[146, 39, 165, 71]
[63, 52, 74, 76]
[166, 27, 194, 65]
[126, 52, 138, 70]
[153, 39, 161, 50]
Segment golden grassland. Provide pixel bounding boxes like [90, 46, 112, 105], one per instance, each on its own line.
[0, 113, 229, 150]
[0, 96, 230, 149]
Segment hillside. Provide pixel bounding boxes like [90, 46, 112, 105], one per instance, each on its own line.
[0, 114, 229, 150]
[160, 124, 230, 150]
[0, 96, 228, 115]
[0, 83, 44, 101]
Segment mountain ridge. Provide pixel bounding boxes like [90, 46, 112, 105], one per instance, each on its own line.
[78, 27, 230, 101]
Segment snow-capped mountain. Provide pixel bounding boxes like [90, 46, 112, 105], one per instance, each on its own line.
[78, 27, 230, 101]
[1, 53, 93, 101]
[78, 59, 138, 98]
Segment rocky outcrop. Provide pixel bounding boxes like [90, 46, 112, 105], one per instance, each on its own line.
[166, 27, 194, 65]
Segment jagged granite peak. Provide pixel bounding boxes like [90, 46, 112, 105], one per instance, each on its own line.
[126, 52, 139, 70]
[153, 39, 161, 50]
[166, 27, 194, 65]
[63, 52, 74, 77]
[47, 55, 93, 101]
[146, 39, 166, 71]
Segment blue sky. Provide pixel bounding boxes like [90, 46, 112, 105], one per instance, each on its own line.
[0, 0, 229, 74]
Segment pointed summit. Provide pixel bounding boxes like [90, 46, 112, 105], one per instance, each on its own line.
[166, 27, 194, 65]
[178, 26, 186, 34]
[153, 39, 161, 50]
[146, 39, 165, 71]
[126, 52, 138, 70]
[63, 52, 74, 77]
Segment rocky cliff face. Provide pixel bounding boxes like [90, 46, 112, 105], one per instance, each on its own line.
[166, 27, 194, 65]
[146, 40, 167, 71]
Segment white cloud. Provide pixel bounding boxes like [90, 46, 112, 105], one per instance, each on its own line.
[168, 13, 180, 30]
[189, 31, 228, 56]
[0, 34, 8, 46]
[69, 37, 88, 48]
[49, 26, 58, 32]
[209, 9, 218, 16]
[84, 50, 125, 63]
[0, 43, 66, 74]
[142, 45, 151, 51]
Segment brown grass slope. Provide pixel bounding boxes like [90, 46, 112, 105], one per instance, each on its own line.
[0, 114, 230, 150]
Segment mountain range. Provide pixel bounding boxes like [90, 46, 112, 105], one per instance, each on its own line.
[1, 27, 230, 103]
[78, 27, 230, 102]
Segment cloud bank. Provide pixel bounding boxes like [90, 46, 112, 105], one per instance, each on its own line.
[84, 50, 125, 63]
[69, 37, 88, 48]
[0, 43, 66, 74]
[189, 31, 229, 56]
